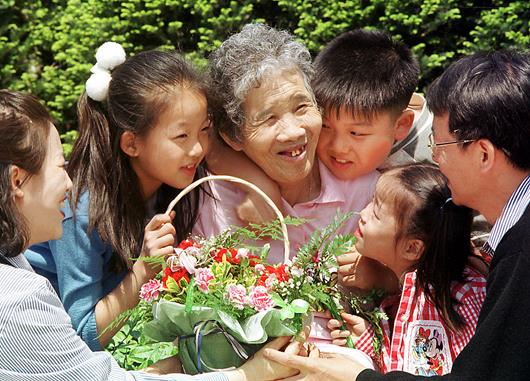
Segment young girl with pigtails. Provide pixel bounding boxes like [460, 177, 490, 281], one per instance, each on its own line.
[327, 163, 487, 375]
[25, 42, 212, 350]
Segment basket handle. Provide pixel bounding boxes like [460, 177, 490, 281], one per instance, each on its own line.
[165, 175, 290, 264]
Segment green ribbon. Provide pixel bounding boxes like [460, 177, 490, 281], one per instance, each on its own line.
[272, 294, 310, 320]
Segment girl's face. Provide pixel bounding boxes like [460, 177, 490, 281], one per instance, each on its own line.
[354, 188, 403, 275]
[131, 88, 210, 198]
[19, 125, 72, 245]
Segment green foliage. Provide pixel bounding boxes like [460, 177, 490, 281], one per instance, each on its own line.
[201, 215, 305, 258]
[60, 129, 78, 160]
[2, 1, 529, 137]
[350, 288, 388, 357]
[106, 301, 177, 370]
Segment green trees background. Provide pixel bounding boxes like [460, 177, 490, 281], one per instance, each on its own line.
[1, 0, 529, 135]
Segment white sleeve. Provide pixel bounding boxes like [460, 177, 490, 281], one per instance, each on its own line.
[0, 270, 227, 381]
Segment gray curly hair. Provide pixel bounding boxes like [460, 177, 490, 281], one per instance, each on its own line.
[209, 23, 315, 143]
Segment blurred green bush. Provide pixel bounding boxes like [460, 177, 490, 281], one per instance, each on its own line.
[2, 0, 529, 138]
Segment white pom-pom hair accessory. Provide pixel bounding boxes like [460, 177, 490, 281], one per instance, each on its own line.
[85, 42, 126, 102]
[95, 42, 126, 70]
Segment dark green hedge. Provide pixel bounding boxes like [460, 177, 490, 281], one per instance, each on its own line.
[2, 0, 529, 133]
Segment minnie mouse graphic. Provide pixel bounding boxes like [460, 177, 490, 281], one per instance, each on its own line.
[411, 327, 446, 376]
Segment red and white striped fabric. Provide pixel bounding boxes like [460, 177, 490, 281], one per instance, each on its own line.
[355, 266, 486, 376]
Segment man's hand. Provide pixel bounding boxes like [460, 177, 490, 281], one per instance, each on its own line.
[264, 345, 367, 381]
[224, 336, 304, 381]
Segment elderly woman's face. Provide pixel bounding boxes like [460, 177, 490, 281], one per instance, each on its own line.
[239, 70, 322, 186]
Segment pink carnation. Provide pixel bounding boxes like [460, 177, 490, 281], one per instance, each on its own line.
[195, 268, 214, 292]
[227, 284, 247, 310]
[249, 285, 274, 312]
[139, 279, 162, 302]
[255, 264, 266, 273]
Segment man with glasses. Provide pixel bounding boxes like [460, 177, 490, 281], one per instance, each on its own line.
[265, 49, 530, 380]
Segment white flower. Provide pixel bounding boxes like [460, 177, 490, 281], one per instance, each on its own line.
[185, 246, 201, 258]
[179, 252, 197, 275]
[236, 248, 249, 260]
[95, 42, 126, 70]
[166, 255, 180, 272]
[255, 264, 266, 273]
[290, 266, 303, 278]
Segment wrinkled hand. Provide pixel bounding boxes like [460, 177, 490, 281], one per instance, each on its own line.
[224, 336, 305, 381]
[337, 248, 381, 291]
[338, 249, 398, 293]
[264, 344, 367, 381]
[328, 312, 369, 346]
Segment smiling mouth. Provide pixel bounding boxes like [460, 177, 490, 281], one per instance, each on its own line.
[332, 157, 352, 164]
[279, 145, 306, 158]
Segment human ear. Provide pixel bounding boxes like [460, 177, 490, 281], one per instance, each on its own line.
[403, 238, 425, 262]
[219, 131, 243, 152]
[394, 110, 415, 142]
[476, 139, 496, 173]
[120, 131, 140, 157]
[10, 165, 26, 199]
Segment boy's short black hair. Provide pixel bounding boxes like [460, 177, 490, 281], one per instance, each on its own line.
[427, 49, 530, 171]
[313, 28, 419, 118]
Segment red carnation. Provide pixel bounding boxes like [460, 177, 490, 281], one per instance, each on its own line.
[212, 248, 238, 263]
[257, 264, 289, 287]
[162, 267, 190, 288]
[177, 239, 199, 250]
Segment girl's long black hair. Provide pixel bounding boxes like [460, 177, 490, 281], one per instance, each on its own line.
[380, 163, 473, 331]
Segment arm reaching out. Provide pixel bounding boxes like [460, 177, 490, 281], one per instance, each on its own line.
[96, 212, 176, 346]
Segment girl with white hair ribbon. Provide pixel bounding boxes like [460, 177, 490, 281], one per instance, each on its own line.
[25, 42, 212, 351]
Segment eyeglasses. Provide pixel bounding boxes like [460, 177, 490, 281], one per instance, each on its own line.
[428, 132, 476, 153]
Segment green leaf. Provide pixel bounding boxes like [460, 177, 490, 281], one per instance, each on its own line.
[165, 276, 180, 293]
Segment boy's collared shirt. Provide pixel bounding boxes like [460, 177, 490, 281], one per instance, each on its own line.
[382, 93, 434, 169]
[193, 160, 379, 263]
[482, 174, 530, 261]
[355, 267, 486, 375]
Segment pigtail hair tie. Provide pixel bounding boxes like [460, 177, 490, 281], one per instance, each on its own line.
[440, 197, 453, 211]
[85, 42, 126, 102]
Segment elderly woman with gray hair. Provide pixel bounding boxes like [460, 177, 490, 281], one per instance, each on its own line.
[195, 23, 379, 263]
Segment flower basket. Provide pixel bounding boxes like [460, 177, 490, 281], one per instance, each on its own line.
[138, 175, 357, 374]
[143, 175, 296, 374]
